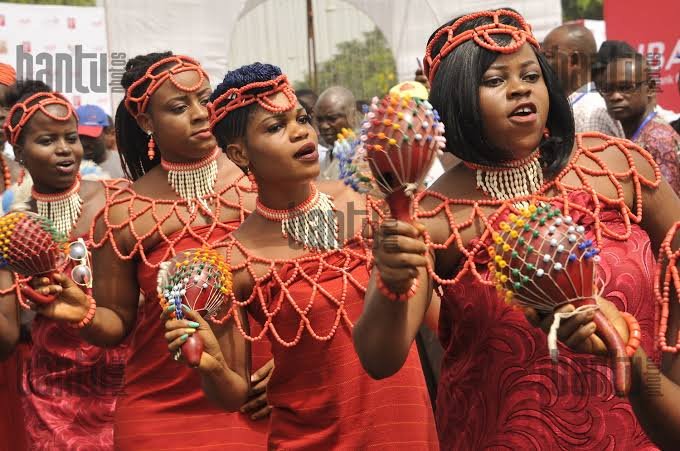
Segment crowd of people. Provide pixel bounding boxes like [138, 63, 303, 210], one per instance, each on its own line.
[0, 6, 679, 450]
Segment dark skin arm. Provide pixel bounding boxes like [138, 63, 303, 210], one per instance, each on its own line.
[240, 358, 274, 420]
[0, 270, 19, 361]
[353, 220, 434, 379]
[164, 306, 250, 411]
[32, 208, 141, 347]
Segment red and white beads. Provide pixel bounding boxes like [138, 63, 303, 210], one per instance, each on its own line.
[32, 175, 83, 237]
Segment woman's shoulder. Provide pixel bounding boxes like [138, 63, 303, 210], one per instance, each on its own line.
[569, 132, 660, 186]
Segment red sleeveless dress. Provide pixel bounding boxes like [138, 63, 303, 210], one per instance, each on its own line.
[222, 237, 439, 450]
[114, 223, 269, 450]
[434, 192, 658, 449]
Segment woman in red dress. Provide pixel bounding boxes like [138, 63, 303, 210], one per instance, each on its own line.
[27, 53, 271, 450]
[163, 63, 439, 450]
[353, 9, 679, 450]
[0, 80, 129, 450]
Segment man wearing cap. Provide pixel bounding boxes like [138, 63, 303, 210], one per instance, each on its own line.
[76, 104, 124, 179]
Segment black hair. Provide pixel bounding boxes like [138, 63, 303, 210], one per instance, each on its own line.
[593, 40, 637, 70]
[295, 88, 317, 114]
[427, 9, 574, 174]
[80, 135, 107, 164]
[210, 62, 283, 166]
[592, 40, 647, 83]
[115, 51, 172, 181]
[5, 80, 54, 145]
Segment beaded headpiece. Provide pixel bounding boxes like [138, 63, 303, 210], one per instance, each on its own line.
[124, 55, 209, 119]
[208, 74, 296, 130]
[3, 92, 76, 145]
[423, 9, 540, 83]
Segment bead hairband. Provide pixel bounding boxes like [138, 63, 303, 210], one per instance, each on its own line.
[3, 92, 76, 145]
[124, 55, 209, 119]
[423, 9, 539, 83]
[208, 74, 297, 130]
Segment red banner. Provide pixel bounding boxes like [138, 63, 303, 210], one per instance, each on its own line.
[604, 0, 680, 112]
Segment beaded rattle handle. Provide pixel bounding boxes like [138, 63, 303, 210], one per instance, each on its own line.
[173, 299, 204, 368]
[19, 280, 57, 304]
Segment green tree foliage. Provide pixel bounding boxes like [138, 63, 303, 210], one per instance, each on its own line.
[0, 0, 95, 5]
[296, 27, 396, 102]
[562, 0, 603, 21]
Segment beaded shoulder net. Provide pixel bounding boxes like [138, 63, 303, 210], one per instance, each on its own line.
[416, 133, 661, 288]
[656, 221, 680, 353]
[171, 192, 383, 347]
[89, 174, 255, 268]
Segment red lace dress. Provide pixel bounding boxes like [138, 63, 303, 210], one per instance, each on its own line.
[12, 179, 130, 450]
[217, 236, 439, 450]
[416, 134, 662, 449]
[91, 177, 269, 450]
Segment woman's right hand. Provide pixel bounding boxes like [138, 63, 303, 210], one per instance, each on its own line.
[163, 305, 225, 371]
[27, 273, 91, 323]
[373, 220, 428, 294]
[524, 297, 629, 356]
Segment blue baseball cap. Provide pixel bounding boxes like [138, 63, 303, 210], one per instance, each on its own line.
[76, 104, 110, 138]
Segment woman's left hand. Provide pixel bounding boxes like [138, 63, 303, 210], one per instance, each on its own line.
[240, 358, 274, 420]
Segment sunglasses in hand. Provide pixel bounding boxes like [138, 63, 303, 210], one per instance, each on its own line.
[66, 238, 92, 289]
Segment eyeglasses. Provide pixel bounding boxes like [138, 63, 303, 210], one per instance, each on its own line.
[67, 238, 92, 289]
[596, 80, 647, 95]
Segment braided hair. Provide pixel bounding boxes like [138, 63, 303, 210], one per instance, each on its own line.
[115, 51, 172, 181]
[210, 63, 283, 154]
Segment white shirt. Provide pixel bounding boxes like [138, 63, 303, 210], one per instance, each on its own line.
[569, 82, 624, 138]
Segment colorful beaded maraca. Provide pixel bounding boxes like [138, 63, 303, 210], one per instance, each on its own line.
[157, 248, 233, 367]
[358, 88, 445, 221]
[0, 211, 67, 304]
[488, 203, 630, 396]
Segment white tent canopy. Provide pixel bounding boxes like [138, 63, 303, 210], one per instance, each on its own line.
[104, 0, 561, 106]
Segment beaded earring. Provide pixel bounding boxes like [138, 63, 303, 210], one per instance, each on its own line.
[147, 131, 156, 160]
[245, 167, 257, 191]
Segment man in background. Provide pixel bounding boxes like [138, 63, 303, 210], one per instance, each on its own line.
[595, 41, 680, 194]
[542, 23, 624, 137]
[76, 105, 122, 179]
[314, 86, 360, 180]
